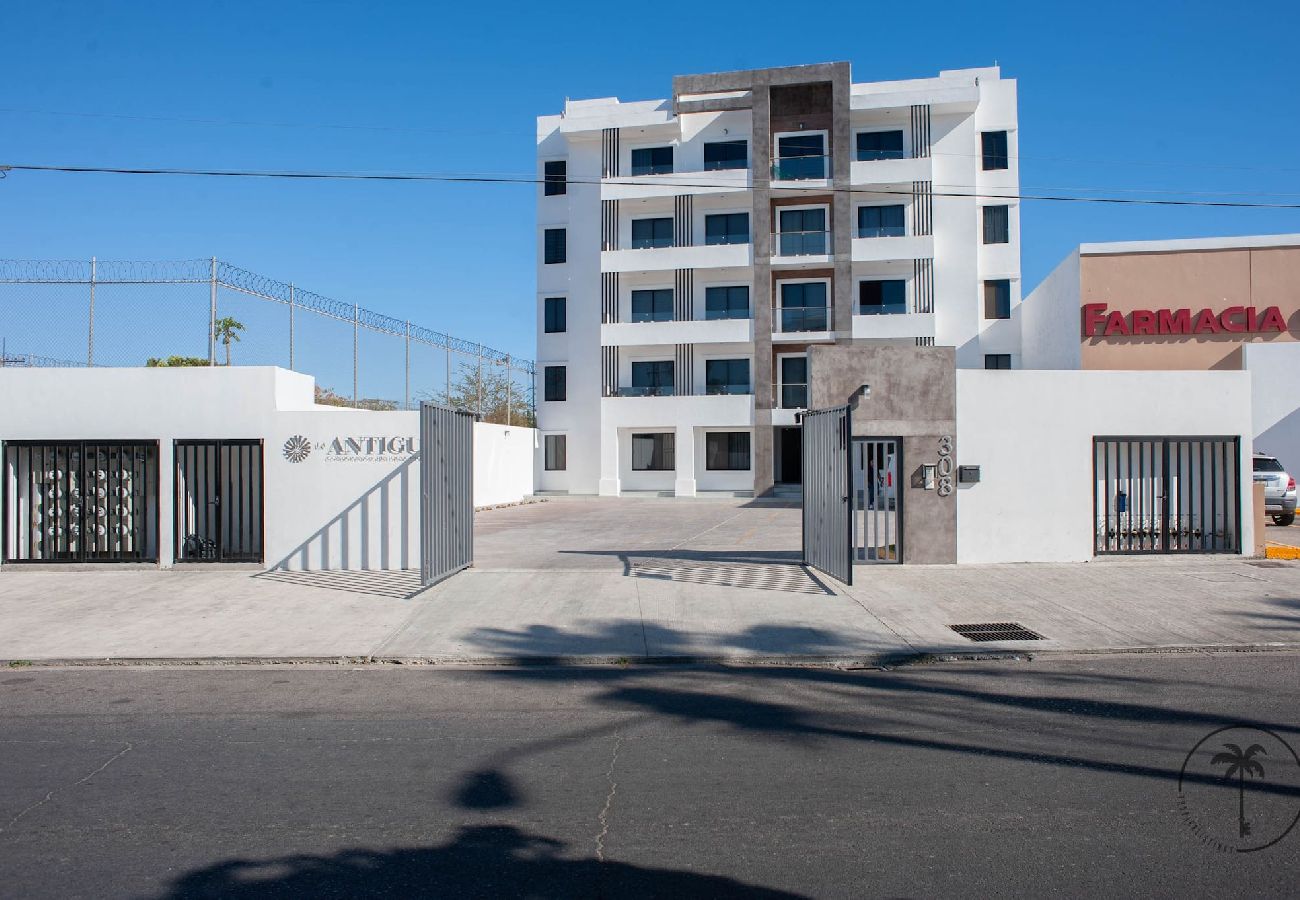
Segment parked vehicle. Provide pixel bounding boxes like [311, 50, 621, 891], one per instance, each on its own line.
[1253, 452, 1297, 526]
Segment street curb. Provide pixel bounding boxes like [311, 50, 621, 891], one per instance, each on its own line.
[4, 643, 1299, 670]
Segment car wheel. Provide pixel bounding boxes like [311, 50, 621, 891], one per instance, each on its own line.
[1274, 514, 1296, 527]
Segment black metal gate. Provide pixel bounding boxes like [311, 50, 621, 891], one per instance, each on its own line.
[175, 440, 264, 562]
[852, 437, 902, 563]
[801, 404, 853, 585]
[1094, 436, 1240, 555]
[420, 402, 474, 586]
[3, 440, 159, 563]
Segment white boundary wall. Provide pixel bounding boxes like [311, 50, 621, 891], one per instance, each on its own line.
[0, 367, 536, 571]
[955, 370, 1254, 563]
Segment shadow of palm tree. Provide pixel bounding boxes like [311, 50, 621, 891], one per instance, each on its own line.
[157, 824, 806, 899]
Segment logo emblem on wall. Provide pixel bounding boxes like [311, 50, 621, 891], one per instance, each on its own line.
[282, 435, 313, 463]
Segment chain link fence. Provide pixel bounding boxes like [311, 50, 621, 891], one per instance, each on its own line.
[0, 258, 535, 424]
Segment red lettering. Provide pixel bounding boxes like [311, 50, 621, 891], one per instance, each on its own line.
[1103, 310, 1130, 336]
[1219, 306, 1246, 333]
[1246, 306, 1258, 331]
[1193, 308, 1221, 334]
[1158, 309, 1191, 334]
[1130, 309, 1157, 335]
[1258, 306, 1287, 332]
[1082, 303, 1109, 337]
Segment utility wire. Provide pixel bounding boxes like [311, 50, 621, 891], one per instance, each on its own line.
[5, 162, 1300, 209]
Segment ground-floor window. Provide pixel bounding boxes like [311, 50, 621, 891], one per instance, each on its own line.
[631, 433, 675, 471]
[544, 435, 567, 471]
[706, 432, 751, 471]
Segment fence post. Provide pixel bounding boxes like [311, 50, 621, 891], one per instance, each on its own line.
[87, 257, 96, 367]
[445, 346, 452, 406]
[476, 347, 484, 419]
[404, 320, 411, 410]
[208, 257, 218, 366]
[352, 303, 360, 407]
[288, 284, 295, 370]
[505, 355, 512, 426]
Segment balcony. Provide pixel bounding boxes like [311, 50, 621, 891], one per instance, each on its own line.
[851, 233, 933, 263]
[602, 167, 751, 201]
[771, 154, 831, 183]
[616, 385, 675, 398]
[774, 382, 808, 409]
[602, 391, 755, 428]
[850, 154, 932, 186]
[601, 317, 753, 347]
[772, 306, 833, 342]
[602, 242, 752, 273]
[851, 311, 935, 341]
[705, 383, 753, 396]
[771, 230, 833, 268]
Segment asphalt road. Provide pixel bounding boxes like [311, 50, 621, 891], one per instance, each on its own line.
[2, 655, 1299, 898]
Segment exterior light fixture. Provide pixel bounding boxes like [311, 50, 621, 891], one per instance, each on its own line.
[858, 384, 871, 400]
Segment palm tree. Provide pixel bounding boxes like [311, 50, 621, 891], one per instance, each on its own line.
[1211, 742, 1267, 837]
[214, 316, 245, 366]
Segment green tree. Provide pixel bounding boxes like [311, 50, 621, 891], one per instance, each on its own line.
[430, 361, 535, 426]
[314, 384, 397, 411]
[1211, 742, 1267, 838]
[146, 355, 210, 367]
[215, 316, 245, 366]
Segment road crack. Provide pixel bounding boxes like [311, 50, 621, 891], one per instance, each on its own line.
[594, 733, 622, 863]
[0, 741, 133, 834]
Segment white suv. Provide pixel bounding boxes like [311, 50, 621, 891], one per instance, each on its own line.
[1254, 452, 1297, 526]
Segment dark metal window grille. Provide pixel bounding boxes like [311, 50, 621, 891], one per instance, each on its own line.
[983, 205, 1009, 244]
[544, 297, 566, 333]
[543, 228, 566, 264]
[949, 623, 1044, 642]
[174, 440, 264, 563]
[3, 440, 159, 563]
[705, 432, 751, 471]
[543, 160, 567, 196]
[544, 365, 567, 402]
[981, 131, 1009, 170]
[1094, 437, 1241, 555]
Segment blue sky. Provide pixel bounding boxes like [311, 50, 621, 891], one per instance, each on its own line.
[4, 0, 1299, 368]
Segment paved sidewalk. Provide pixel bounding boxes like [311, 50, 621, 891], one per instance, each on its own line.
[1, 557, 1297, 664]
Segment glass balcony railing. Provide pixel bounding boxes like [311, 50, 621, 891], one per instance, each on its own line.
[775, 383, 809, 409]
[858, 301, 908, 316]
[703, 308, 751, 321]
[629, 311, 674, 323]
[773, 306, 829, 333]
[616, 385, 675, 398]
[774, 230, 831, 256]
[705, 383, 753, 396]
[771, 155, 831, 181]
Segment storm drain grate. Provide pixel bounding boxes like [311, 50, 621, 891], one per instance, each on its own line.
[947, 622, 1045, 642]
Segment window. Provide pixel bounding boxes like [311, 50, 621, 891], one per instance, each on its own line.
[544, 434, 567, 470]
[779, 356, 808, 409]
[631, 217, 673, 249]
[857, 205, 905, 238]
[631, 433, 675, 471]
[778, 281, 828, 332]
[774, 133, 826, 180]
[543, 228, 566, 264]
[704, 140, 747, 171]
[982, 131, 1008, 170]
[856, 130, 904, 161]
[543, 297, 566, 333]
[631, 288, 673, 323]
[983, 205, 1009, 244]
[984, 354, 1012, 370]
[705, 212, 749, 245]
[543, 365, 566, 401]
[630, 146, 673, 176]
[705, 285, 749, 320]
[706, 432, 751, 470]
[984, 279, 1011, 319]
[859, 280, 907, 315]
[1255, 456, 1286, 473]
[543, 160, 566, 196]
[629, 360, 674, 396]
[777, 207, 828, 255]
[705, 358, 750, 395]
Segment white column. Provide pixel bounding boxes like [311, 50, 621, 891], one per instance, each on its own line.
[674, 425, 697, 497]
[598, 425, 621, 496]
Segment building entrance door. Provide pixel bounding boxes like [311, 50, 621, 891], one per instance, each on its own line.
[776, 426, 803, 485]
[852, 438, 901, 563]
[174, 440, 264, 562]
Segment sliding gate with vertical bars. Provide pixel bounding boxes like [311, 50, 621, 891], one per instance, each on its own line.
[420, 402, 474, 586]
[1094, 436, 1240, 555]
[852, 438, 901, 563]
[174, 440, 265, 562]
[802, 404, 853, 585]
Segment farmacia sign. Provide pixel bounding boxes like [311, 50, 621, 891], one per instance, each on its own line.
[1082, 303, 1287, 338]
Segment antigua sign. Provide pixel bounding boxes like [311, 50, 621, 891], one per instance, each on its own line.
[282, 434, 418, 464]
[1082, 303, 1287, 338]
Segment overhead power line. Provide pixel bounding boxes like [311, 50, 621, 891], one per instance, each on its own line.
[5, 162, 1300, 209]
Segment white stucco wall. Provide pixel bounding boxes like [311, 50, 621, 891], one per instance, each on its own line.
[1244, 343, 1300, 475]
[955, 370, 1254, 563]
[1020, 249, 1083, 369]
[0, 367, 535, 571]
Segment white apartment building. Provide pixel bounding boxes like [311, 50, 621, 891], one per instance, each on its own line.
[536, 62, 1021, 497]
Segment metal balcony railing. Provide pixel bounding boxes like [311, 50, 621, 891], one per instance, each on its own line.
[705, 383, 753, 396]
[771, 154, 831, 181]
[774, 383, 809, 409]
[773, 306, 829, 333]
[774, 230, 831, 257]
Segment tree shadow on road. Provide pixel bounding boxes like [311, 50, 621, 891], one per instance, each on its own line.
[157, 824, 805, 900]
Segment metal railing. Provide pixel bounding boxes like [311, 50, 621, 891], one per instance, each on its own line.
[705, 383, 753, 396]
[771, 154, 831, 181]
[773, 306, 829, 333]
[775, 383, 809, 409]
[774, 230, 831, 256]
[0, 258, 535, 422]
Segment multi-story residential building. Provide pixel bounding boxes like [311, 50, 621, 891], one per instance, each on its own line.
[536, 62, 1021, 497]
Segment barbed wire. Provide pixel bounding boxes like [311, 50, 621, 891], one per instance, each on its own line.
[0, 351, 86, 367]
